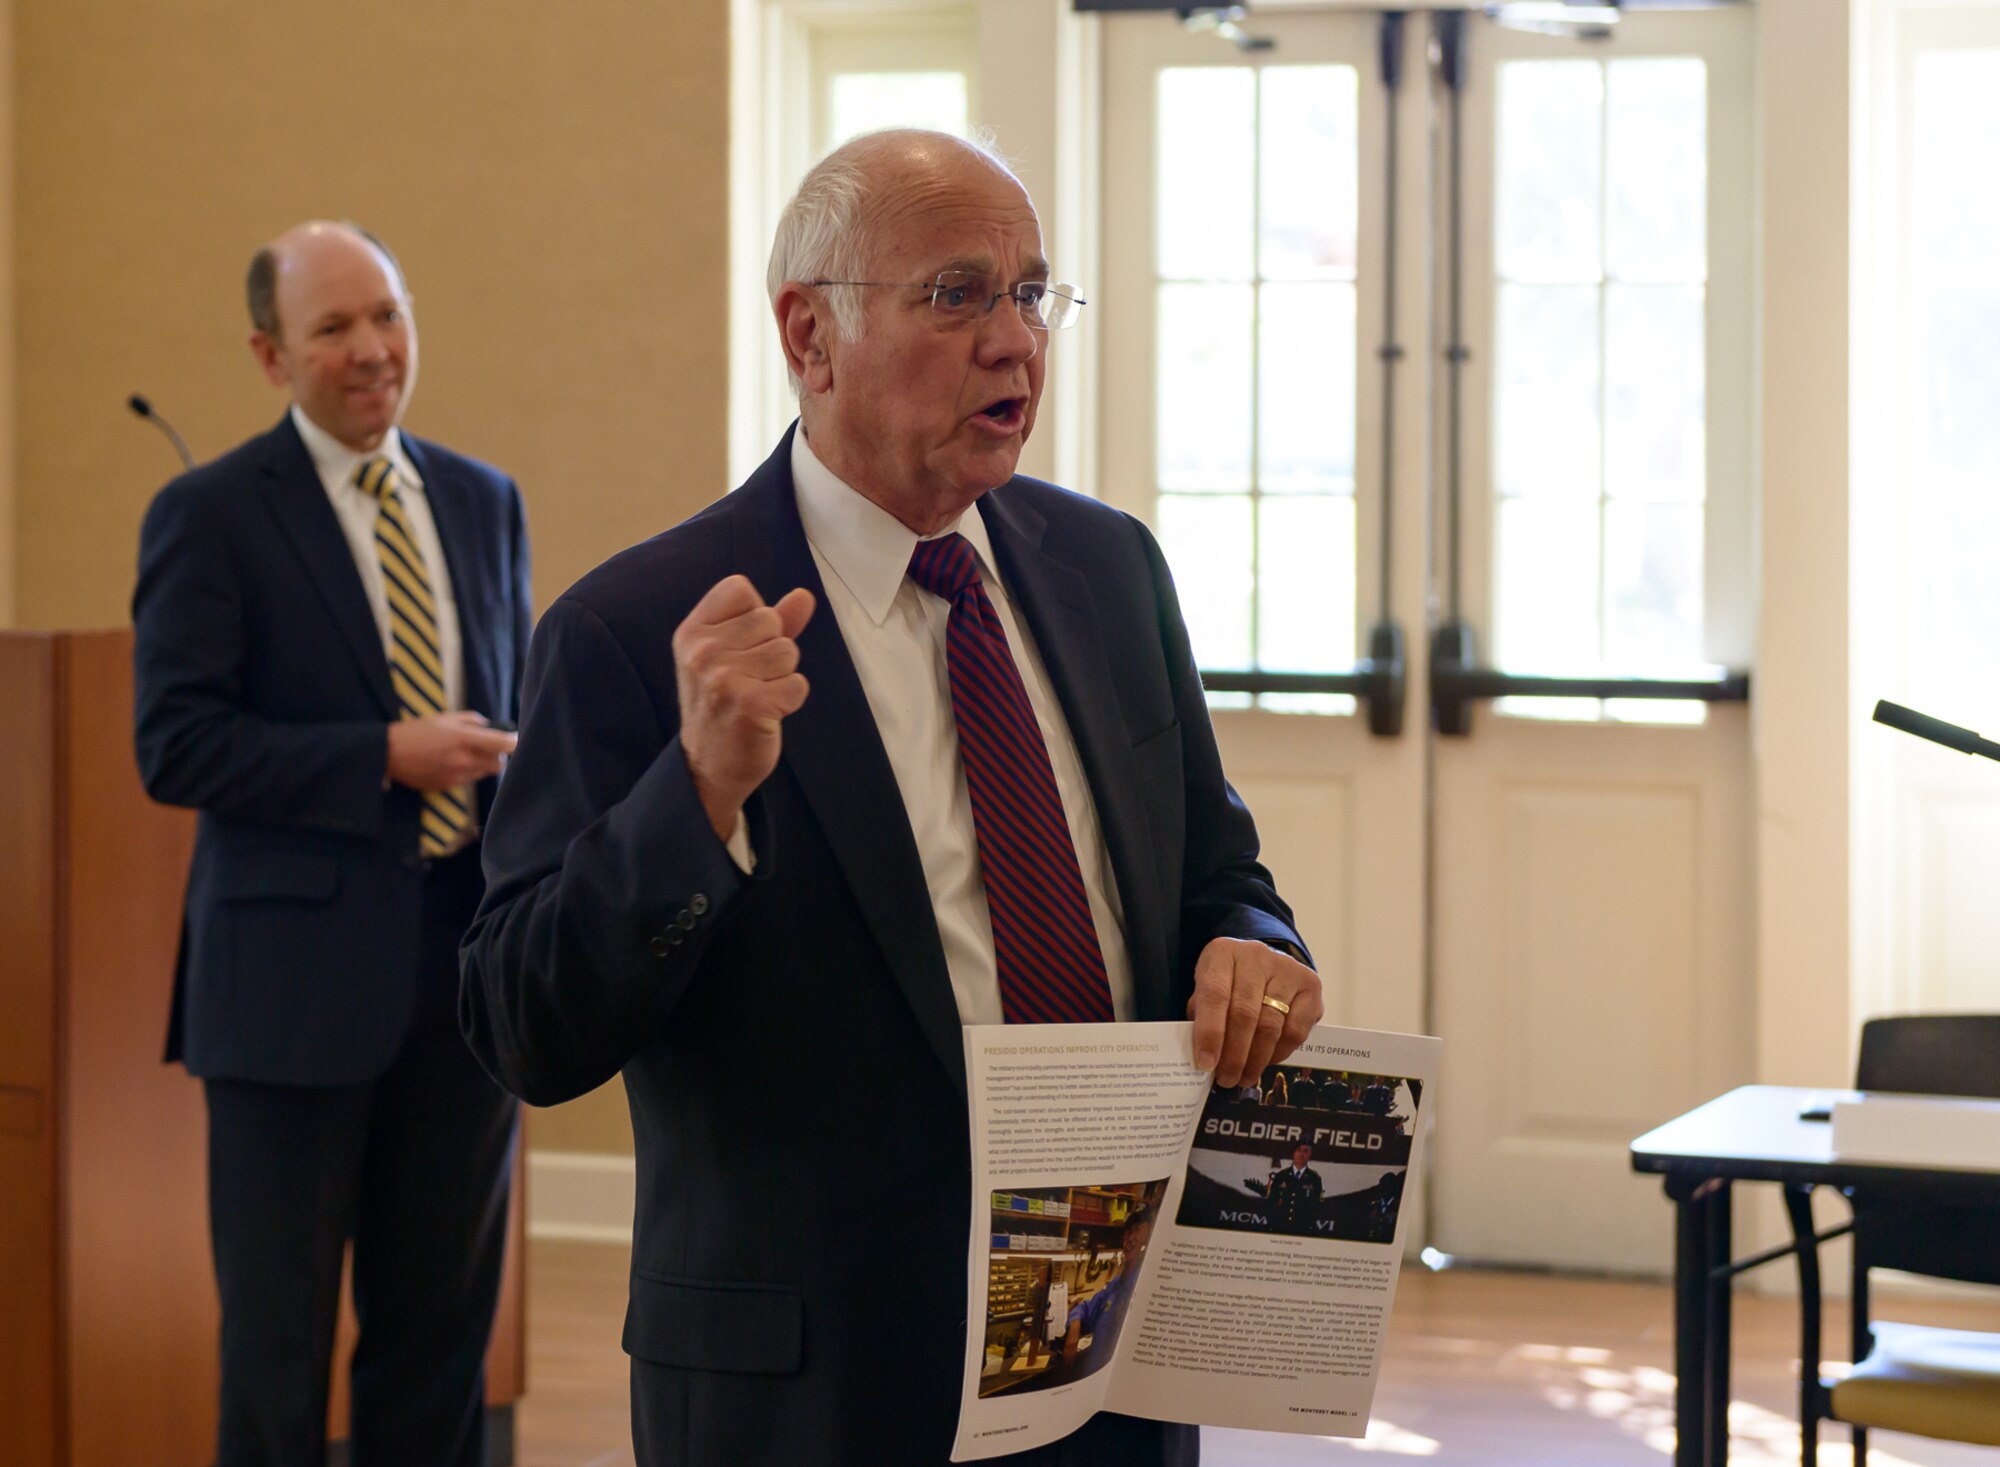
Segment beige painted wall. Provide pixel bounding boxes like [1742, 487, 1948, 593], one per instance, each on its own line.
[14, 0, 728, 636]
[11, 1, 735, 1154]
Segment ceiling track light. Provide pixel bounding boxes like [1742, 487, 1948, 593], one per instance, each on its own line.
[1486, 1, 1622, 39]
[1177, 6, 1275, 53]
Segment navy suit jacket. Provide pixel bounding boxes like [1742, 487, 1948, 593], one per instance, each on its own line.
[461, 427, 1304, 1464]
[134, 414, 531, 1086]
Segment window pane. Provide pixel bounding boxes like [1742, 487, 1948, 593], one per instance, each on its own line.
[1159, 69, 1255, 280]
[1606, 59, 1706, 284]
[1913, 51, 2000, 272]
[1494, 498, 1600, 671]
[1496, 61, 1604, 284]
[1496, 695, 1601, 722]
[1605, 284, 1705, 503]
[1158, 495, 1254, 668]
[1259, 66, 1359, 281]
[1496, 284, 1601, 501]
[828, 72, 968, 146]
[1909, 465, 2000, 709]
[1492, 51, 1714, 710]
[1919, 286, 2000, 474]
[1604, 501, 1703, 671]
[1158, 284, 1253, 493]
[1260, 692, 1358, 716]
[1257, 496, 1355, 672]
[1606, 699, 1708, 726]
[1258, 283, 1357, 495]
[1907, 52, 2000, 720]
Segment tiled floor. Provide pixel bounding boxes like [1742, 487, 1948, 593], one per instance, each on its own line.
[517, 1238, 1996, 1466]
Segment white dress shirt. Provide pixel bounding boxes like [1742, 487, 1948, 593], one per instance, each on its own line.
[292, 404, 466, 715]
[789, 428, 1134, 1026]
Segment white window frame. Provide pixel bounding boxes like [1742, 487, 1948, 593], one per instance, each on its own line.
[1460, 11, 1757, 700]
[1852, 0, 2000, 1022]
[729, 0, 1100, 491]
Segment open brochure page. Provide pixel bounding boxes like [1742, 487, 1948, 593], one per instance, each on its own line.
[951, 1021, 1441, 1462]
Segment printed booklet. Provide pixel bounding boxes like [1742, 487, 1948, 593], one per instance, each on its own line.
[952, 1020, 1441, 1461]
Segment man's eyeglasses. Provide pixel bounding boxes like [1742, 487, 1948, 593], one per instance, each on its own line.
[809, 270, 1088, 331]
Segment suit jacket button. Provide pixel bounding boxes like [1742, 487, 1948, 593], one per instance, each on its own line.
[649, 934, 671, 958]
[690, 893, 710, 916]
[675, 910, 696, 932]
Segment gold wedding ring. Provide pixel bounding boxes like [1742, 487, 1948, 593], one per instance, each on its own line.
[1260, 995, 1292, 1017]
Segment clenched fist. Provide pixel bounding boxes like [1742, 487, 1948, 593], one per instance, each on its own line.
[674, 575, 816, 840]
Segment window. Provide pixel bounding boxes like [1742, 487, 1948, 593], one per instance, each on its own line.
[1150, 64, 1361, 713]
[733, 5, 979, 466]
[1491, 56, 1711, 722]
[1901, 47, 2000, 725]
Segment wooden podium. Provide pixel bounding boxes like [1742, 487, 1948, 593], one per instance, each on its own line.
[0, 629, 525, 1467]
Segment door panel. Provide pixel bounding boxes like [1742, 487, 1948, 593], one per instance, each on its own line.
[1431, 713, 1752, 1269]
[1429, 12, 1754, 1271]
[1102, 6, 1754, 1273]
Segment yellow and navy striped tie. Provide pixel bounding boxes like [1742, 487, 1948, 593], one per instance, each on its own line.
[357, 456, 472, 856]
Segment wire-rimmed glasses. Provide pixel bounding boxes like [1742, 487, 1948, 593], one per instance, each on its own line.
[810, 270, 1088, 330]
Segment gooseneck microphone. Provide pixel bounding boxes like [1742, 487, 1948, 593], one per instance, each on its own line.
[128, 393, 195, 471]
[1873, 700, 2000, 763]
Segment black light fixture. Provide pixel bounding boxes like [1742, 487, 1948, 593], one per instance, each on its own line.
[1070, 2, 1274, 51]
[1486, 1, 1621, 39]
[1178, 6, 1275, 53]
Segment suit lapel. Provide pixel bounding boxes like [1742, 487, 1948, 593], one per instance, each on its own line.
[980, 488, 1176, 1023]
[256, 418, 398, 718]
[733, 434, 967, 1093]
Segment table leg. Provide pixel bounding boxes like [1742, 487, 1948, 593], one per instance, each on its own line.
[1665, 1174, 1733, 1467]
[1704, 1180, 1733, 1467]
[1666, 1173, 1713, 1467]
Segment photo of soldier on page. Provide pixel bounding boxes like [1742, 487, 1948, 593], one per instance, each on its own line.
[1175, 1067, 1423, 1243]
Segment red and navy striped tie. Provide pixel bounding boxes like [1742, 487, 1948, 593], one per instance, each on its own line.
[908, 533, 1115, 1024]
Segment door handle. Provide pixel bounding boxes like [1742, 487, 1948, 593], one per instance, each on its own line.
[1199, 617, 1408, 736]
[1428, 620, 1750, 736]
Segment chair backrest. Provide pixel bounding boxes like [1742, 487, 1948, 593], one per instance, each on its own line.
[1852, 1014, 2000, 1286]
[1856, 1014, 2000, 1098]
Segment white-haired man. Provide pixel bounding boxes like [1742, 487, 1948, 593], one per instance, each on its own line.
[463, 130, 1320, 1465]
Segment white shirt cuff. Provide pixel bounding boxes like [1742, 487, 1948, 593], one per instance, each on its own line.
[724, 810, 756, 873]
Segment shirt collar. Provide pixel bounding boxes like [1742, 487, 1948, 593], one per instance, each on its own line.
[291, 404, 422, 494]
[789, 425, 1000, 627]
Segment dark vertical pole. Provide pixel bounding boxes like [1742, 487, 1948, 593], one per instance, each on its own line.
[1377, 9, 1405, 625]
[1367, 11, 1409, 737]
[1440, 11, 1467, 627]
[1428, 10, 1477, 735]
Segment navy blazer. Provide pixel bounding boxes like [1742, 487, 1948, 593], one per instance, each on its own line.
[461, 427, 1303, 1464]
[134, 414, 531, 1086]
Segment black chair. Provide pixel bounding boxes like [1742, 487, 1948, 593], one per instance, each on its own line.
[1786, 1014, 2000, 1465]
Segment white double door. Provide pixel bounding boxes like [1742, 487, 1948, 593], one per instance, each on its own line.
[1096, 6, 1755, 1272]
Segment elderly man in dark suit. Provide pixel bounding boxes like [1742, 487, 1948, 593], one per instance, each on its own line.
[133, 220, 531, 1467]
[462, 129, 1321, 1466]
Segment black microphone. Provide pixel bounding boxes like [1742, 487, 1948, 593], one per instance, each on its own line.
[1873, 700, 2000, 762]
[128, 393, 195, 471]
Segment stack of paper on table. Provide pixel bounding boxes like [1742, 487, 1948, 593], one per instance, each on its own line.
[1831, 1094, 2000, 1172]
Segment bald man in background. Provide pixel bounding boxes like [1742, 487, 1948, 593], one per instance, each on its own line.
[133, 221, 532, 1466]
